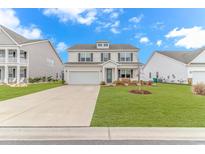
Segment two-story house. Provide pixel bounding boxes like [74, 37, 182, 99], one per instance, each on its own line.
[0, 25, 63, 85]
[64, 40, 141, 84]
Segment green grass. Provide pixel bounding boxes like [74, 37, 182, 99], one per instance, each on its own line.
[91, 83, 205, 127]
[0, 82, 63, 101]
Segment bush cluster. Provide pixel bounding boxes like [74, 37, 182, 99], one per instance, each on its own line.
[192, 83, 205, 96]
[29, 76, 59, 83]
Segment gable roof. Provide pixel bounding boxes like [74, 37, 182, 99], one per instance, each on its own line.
[0, 25, 45, 45]
[68, 44, 138, 51]
[156, 48, 205, 64]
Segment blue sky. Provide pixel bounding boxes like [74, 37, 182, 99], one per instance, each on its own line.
[1, 8, 205, 63]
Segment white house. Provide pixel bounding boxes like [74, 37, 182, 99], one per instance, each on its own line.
[64, 40, 142, 84]
[0, 25, 63, 85]
[143, 48, 205, 84]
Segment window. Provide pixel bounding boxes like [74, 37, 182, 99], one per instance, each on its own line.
[101, 53, 110, 62]
[104, 43, 108, 47]
[119, 69, 133, 78]
[149, 72, 152, 79]
[8, 67, 16, 78]
[20, 68, 27, 78]
[0, 50, 5, 58]
[156, 72, 159, 78]
[20, 51, 27, 59]
[119, 52, 132, 62]
[8, 49, 17, 58]
[79, 53, 92, 62]
[97, 43, 102, 47]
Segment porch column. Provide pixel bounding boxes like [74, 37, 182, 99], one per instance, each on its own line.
[115, 67, 118, 81]
[17, 65, 20, 84]
[4, 65, 8, 84]
[5, 49, 8, 63]
[102, 66, 105, 81]
[17, 48, 20, 63]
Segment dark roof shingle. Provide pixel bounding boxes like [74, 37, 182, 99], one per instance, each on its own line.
[157, 48, 205, 64]
[0, 25, 45, 45]
[68, 44, 138, 50]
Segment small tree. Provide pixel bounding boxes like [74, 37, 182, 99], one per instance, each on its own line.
[136, 63, 144, 91]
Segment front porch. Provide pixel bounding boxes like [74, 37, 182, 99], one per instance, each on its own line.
[0, 66, 28, 85]
[101, 60, 138, 84]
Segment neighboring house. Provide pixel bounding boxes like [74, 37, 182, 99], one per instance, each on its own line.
[0, 25, 63, 84]
[64, 40, 142, 84]
[143, 48, 205, 84]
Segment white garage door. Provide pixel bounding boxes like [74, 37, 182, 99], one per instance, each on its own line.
[192, 71, 205, 85]
[69, 71, 100, 85]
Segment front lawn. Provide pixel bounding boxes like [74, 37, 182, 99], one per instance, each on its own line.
[0, 82, 63, 101]
[91, 84, 205, 127]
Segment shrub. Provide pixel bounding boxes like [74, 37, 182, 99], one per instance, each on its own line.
[147, 81, 152, 86]
[192, 83, 205, 96]
[100, 81, 106, 85]
[62, 80, 65, 84]
[129, 80, 137, 86]
[42, 76, 46, 82]
[47, 76, 53, 82]
[121, 78, 131, 84]
[114, 80, 125, 86]
[28, 77, 41, 83]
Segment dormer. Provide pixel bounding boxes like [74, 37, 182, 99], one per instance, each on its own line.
[96, 40, 110, 49]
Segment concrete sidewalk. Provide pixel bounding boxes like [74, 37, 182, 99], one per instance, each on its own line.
[1, 127, 205, 141]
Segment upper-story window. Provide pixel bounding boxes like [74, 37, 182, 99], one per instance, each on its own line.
[20, 50, 27, 59]
[8, 49, 17, 58]
[96, 41, 109, 49]
[101, 53, 111, 62]
[97, 43, 103, 47]
[104, 43, 109, 47]
[78, 53, 93, 62]
[118, 52, 133, 62]
[0, 50, 5, 58]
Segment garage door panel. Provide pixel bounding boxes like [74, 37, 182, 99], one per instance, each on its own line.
[193, 72, 205, 85]
[69, 71, 100, 84]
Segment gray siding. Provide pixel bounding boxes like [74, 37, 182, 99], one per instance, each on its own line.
[21, 41, 63, 79]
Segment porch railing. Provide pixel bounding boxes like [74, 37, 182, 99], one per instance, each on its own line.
[8, 57, 17, 63]
[0, 57, 5, 63]
[20, 58, 27, 64]
[8, 77, 17, 83]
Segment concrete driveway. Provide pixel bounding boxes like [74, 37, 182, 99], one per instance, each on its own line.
[0, 85, 100, 126]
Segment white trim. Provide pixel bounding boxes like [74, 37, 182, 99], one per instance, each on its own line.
[68, 49, 138, 52]
[189, 49, 205, 64]
[20, 40, 48, 46]
[101, 60, 119, 66]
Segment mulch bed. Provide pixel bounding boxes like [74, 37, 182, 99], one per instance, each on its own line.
[129, 89, 152, 95]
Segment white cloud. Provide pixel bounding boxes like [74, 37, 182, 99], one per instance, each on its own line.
[110, 21, 120, 34]
[43, 8, 97, 26]
[0, 8, 42, 39]
[56, 42, 68, 53]
[102, 9, 114, 14]
[156, 40, 162, 47]
[110, 12, 119, 19]
[129, 14, 144, 23]
[139, 37, 150, 44]
[152, 22, 165, 30]
[110, 28, 120, 34]
[166, 26, 205, 49]
[96, 20, 120, 34]
[134, 33, 144, 39]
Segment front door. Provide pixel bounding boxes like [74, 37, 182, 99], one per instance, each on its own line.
[107, 69, 112, 83]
